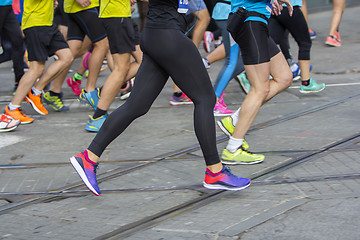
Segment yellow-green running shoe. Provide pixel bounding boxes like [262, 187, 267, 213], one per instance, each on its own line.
[217, 116, 250, 149]
[221, 147, 264, 165]
[217, 116, 235, 137]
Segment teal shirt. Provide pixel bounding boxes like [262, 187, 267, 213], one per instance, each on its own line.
[0, 0, 13, 6]
[212, 0, 231, 20]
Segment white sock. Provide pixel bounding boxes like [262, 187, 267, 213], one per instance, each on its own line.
[230, 107, 241, 126]
[8, 103, 21, 111]
[226, 136, 244, 153]
[31, 87, 42, 96]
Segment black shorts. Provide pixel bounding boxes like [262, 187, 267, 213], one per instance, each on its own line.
[132, 19, 140, 45]
[54, 0, 69, 26]
[23, 25, 69, 62]
[231, 20, 279, 65]
[101, 17, 136, 54]
[67, 8, 107, 43]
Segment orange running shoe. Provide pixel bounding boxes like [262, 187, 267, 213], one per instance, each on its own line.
[5, 106, 34, 124]
[325, 35, 341, 47]
[25, 90, 48, 115]
[334, 30, 341, 42]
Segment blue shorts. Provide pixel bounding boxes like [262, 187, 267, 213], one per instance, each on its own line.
[188, 0, 207, 14]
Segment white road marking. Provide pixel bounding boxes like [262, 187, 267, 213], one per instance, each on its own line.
[0, 136, 27, 149]
[289, 82, 360, 89]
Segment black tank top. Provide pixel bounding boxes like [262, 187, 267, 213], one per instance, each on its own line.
[146, 0, 188, 32]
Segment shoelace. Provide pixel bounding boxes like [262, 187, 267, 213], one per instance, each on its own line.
[240, 146, 255, 155]
[93, 163, 99, 174]
[17, 107, 29, 116]
[51, 96, 64, 108]
[222, 166, 238, 178]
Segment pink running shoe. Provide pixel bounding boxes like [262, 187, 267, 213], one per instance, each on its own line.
[169, 93, 193, 106]
[203, 31, 214, 53]
[214, 102, 233, 116]
[66, 77, 82, 96]
[214, 93, 233, 116]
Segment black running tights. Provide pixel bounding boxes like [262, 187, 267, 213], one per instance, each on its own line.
[89, 28, 220, 166]
[268, 6, 311, 60]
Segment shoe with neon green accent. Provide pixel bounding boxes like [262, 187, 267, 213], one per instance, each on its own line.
[42, 92, 69, 112]
[85, 114, 108, 132]
[221, 146, 264, 165]
[300, 78, 325, 94]
[217, 116, 235, 137]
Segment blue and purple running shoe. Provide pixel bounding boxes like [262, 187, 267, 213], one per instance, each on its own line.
[203, 166, 251, 191]
[70, 151, 101, 196]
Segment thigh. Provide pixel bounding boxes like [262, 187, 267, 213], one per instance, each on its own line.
[188, 0, 207, 14]
[23, 27, 50, 62]
[268, 16, 286, 44]
[278, 7, 310, 45]
[142, 28, 214, 102]
[232, 21, 279, 65]
[101, 18, 136, 54]
[48, 27, 69, 56]
[126, 53, 169, 111]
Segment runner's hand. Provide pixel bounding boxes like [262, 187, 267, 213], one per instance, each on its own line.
[272, 0, 293, 16]
[76, 0, 91, 8]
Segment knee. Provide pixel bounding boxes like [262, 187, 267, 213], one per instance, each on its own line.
[59, 49, 74, 67]
[280, 69, 293, 89]
[28, 63, 45, 76]
[193, 91, 216, 109]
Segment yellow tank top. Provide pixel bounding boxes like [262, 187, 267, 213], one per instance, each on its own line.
[99, 0, 131, 18]
[22, 0, 54, 30]
[64, 0, 99, 14]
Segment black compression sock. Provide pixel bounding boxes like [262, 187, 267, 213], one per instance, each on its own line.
[301, 79, 310, 86]
[93, 108, 107, 119]
[49, 90, 61, 97]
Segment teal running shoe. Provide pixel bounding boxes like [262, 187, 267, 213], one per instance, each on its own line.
[85, 88, 100, 110]
[85, 114, 108, 132]
[42, 92, 69, 112]
[238, 72, 250, 94]
[300, 78, 325, 94]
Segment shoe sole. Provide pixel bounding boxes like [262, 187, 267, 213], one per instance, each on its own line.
[203, 181, 251, 191]
[293, 76, 301, 81]
[69, 156, 101, 196]
[299, 86, 326, 94]
[25, 96, 47, 115]
[217, 120, 232, 137]
[0, 125, 19, 132]
[120, 92, 131, 100]
[221, 159, 264, 165]
[169, 101, 193, 106]
[214, 112, 233, 117]
[325, 42, 341, 47]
